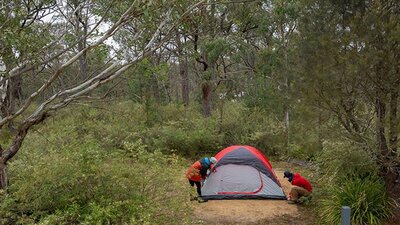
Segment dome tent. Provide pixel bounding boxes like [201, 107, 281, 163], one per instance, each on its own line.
[201, 145, 286, 200]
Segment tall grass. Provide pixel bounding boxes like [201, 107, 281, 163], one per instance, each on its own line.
[319, 177, 391, 225]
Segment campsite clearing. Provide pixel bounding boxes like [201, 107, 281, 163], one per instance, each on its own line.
[191, 168, 315, 224]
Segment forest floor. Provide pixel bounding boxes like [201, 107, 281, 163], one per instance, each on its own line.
[189, 163, 317, 225]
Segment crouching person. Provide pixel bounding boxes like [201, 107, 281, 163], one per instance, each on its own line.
[186, 157, 217, 203]
[284, 170, 312, 204]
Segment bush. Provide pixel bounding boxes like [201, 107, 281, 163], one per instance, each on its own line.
[148, 118, 223, 157]
[319, 177, 391, 225]
[0, 112, 191, 224]
[216, 102, 287, 157]
[0, 100, 299, 223]
[149, 101, 288, 158]
[315, 140, 378, 183]
[313, 140, 391, 224]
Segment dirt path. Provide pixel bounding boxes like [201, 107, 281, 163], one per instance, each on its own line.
[191, 168, 301, 225]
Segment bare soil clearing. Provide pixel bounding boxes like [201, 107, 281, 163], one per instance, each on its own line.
[191, 168, 308, 225]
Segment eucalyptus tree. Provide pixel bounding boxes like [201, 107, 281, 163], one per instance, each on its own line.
[166, 0, 235, 110]
[270, 0, 299, 148]
[245, 0, 300, 149]
[219, 0, 301, 150]
[188, 0, 264, 117]
[297, 0, 400, 221]
[173, 30, 191, 106]
[0, 0, 206, 190]
[55, 0, 91, 79]
[188, 0, 222, 116]
[0, 0, 57, 131]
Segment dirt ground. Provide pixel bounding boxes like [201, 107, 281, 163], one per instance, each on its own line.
[191, 168, 313, 225]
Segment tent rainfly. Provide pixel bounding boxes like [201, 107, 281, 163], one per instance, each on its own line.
[201, 145, 286, 200]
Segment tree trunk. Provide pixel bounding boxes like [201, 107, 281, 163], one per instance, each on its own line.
[281, 17, 290, 151]
[152, 73, 161, 103]
[376, 89, 400, 224]
[202, 82, 212, 117]
[0, 113, 48, 190]
[0, 159, 7, 191]
[176, 35, 190, 106]
[1, 79, 22, 133]
[73, 0, 88, 80]
[386, 89, 400, 224]
[180, 55, 190, 106]
[283, 72, 290, 151]
[385, 168, 400, 225]
[0, 44, 22, 132]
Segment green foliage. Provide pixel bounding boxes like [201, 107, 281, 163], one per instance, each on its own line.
[0, 104, 191, 225]
[150, 118, 223, 156]
[286, 143, 314, 160]
[255, 49, 281, 77]
[141, 101, 289, 158]
[144, 104, 221, 156]
[2, 140, 190, 224]
[315, 140, 378, 182]
[201, 38, 231, 64]
[0, 128, 13, 147]
[127, 58, 169, 105]
[217, 102, 286, 156]
[314, 140, 390, 225]
[0, 1, 54, 68]
[319, 177, 391, 225]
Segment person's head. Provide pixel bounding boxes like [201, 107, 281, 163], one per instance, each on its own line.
[283, 170, 294, 182]
[210, 157, 217, 165]
[203, 157, 218, 168]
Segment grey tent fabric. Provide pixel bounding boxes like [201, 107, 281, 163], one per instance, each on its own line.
[201, 164, 286, 200]
[214, 147, 278, 184]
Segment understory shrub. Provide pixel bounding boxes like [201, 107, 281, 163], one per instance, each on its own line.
[149, 118, 223, 157]
[146, 101, 286, 158]
[0, 125, 190, 224]
[319, 177, 391, 225]
[315, 140, 390, 225]
[217, 103, 286, 156]
[0, 100, 307, 224]
[316, 140, 378, 182]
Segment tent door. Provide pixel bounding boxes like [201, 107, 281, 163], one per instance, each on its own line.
[204, 164, 263, 195]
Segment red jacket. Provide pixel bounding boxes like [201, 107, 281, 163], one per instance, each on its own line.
[185, 159, 211, 182]
[292, 173, 312, 192]
[185, 161, 203, 182]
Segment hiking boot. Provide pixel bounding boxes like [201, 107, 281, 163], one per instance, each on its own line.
[189, 194, 198, 201]
[197, 197, 208, 203]
[287, 200, 297, 204]
[298, 196, 311, 204]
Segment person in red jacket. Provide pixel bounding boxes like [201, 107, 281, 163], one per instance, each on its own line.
[186, 157, 217, 202]
[284, 170, 312, 204]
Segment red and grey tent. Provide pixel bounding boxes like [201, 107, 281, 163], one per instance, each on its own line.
[201, 145, 286, 200]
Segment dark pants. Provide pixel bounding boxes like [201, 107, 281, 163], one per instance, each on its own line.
[189, 179, 201, 196]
